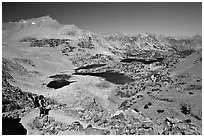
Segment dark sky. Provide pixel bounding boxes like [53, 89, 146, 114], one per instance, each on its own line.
[2, 2, 202, 36]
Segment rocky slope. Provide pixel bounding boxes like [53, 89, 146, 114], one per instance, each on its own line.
[2, 16, 202, 135]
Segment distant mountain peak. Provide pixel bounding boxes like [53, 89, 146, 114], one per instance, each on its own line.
[193, 35, 202, 40]
[36, 15, 55, 21]
[17, 15, 58, 26]
[3, 16, 96, 39]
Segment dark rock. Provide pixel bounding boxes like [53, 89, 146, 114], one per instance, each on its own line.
[144, 104, 149, 109]
[157, 109, 164, 113]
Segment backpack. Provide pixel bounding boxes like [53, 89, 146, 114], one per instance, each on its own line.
[39, 99, 45, 107]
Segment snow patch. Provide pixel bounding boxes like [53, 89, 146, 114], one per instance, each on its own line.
[22, 20, 27, 24]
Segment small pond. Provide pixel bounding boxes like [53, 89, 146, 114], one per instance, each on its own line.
[75, 64, 106, 70]
[74, 71, 134, 85]
[120, 58, 164, 64]
[47, 80, 75, 89]
[49, 74, 71, 79]
[2, 117, 27, 135]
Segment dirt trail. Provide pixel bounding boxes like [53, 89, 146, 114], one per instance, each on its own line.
[49, 109, 89, 127]
[20, 108, 89, 135]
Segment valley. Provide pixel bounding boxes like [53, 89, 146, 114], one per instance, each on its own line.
[2, 16, 202, 135]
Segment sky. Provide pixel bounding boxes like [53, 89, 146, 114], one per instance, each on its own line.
[2, 2, 202, 36]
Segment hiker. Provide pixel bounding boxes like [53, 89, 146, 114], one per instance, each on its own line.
[34, 96, 40, 108]
[93, 98, 96, 104]
[38, 95, 46, 118]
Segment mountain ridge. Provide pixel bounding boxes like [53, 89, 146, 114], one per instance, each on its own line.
[3, 16, 201, 43]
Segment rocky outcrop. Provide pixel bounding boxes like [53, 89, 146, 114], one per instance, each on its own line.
[28, 116, 70, 135]
[20, 37, 70, 48]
